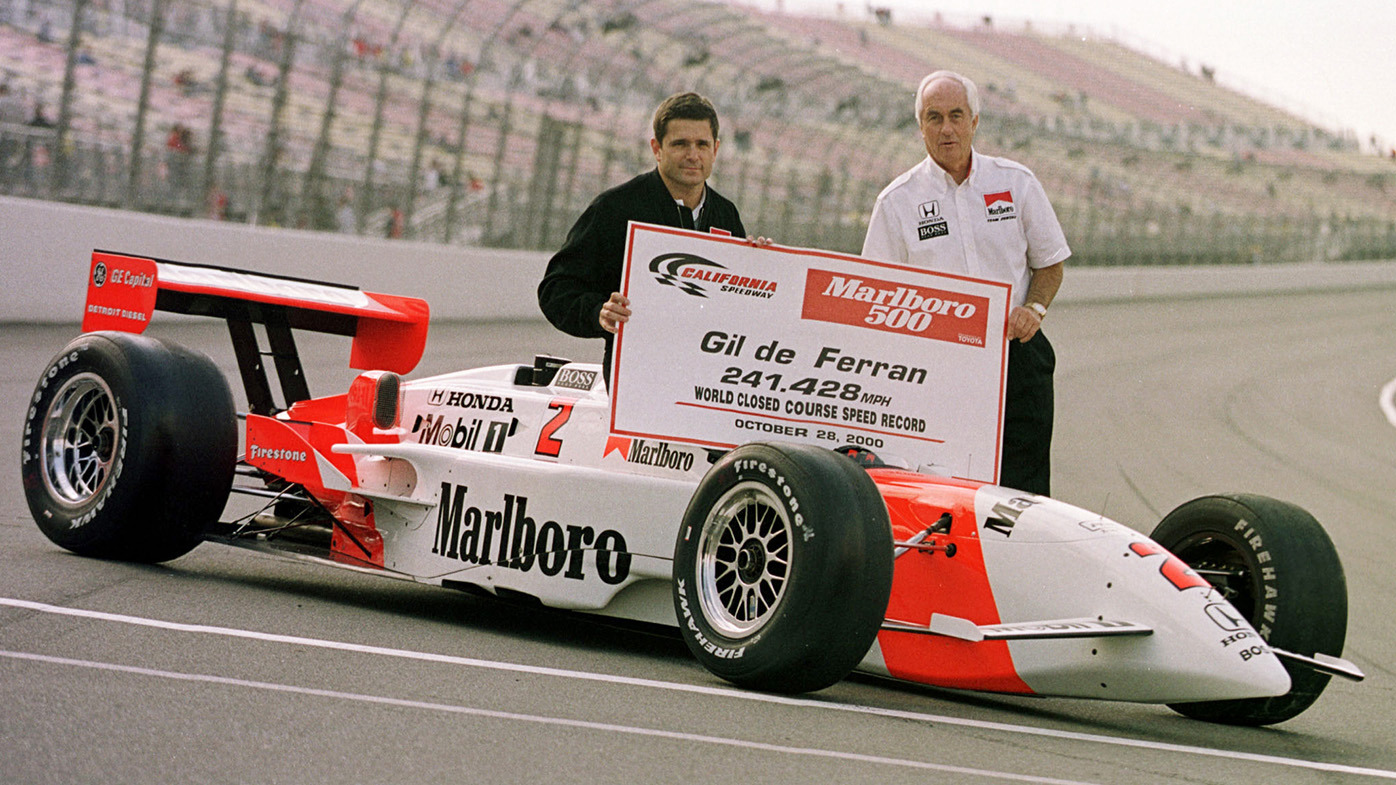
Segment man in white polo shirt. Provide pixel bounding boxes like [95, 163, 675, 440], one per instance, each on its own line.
[862, 70, 1068, 496]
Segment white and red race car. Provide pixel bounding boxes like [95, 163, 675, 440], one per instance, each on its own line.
[21, 251, 1362, 726]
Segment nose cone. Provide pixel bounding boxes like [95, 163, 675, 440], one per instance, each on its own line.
[1111, 609, 1292, 703]
[1001, 593, 1293, 704]
[971, 490, 1294, 703]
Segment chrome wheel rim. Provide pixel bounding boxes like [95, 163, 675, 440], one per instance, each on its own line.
[41, 373, 119, 507]
[697, 481, 792, 637]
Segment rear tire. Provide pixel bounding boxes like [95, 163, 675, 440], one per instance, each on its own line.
[20, 332, 237, 562]
[672, 442, 893, 693]
[1151, 494, 1348, 725]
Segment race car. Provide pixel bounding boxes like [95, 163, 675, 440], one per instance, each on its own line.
[20, 251, 1363, 726]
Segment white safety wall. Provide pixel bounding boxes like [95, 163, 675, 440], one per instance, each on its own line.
[4, 195, 1395, 324]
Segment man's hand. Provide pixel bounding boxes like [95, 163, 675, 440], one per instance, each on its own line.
[746, 236, 774, 248]
[1009, 263, 1062, 342]
[1007, 305, 1043, 342]
[599, 292, 631, 334]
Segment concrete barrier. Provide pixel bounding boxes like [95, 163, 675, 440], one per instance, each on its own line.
[2, 195, 548, 323]
[4, 195, 1395, 323]
[1058, 261, 1396, 303]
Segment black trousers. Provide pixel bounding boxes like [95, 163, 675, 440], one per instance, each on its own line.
[1000, 330, 1055, 496]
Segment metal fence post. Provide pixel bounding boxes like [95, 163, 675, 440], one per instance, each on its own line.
[202, 0, 241, 220]
[125, 0, 167, 210]
[52, 0, 91, 198]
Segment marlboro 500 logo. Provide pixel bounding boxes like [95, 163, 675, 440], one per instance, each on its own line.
[801, 269, 990, 347]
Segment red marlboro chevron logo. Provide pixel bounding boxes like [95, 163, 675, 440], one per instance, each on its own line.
[983, 190, 1016, 221]
[604, 435, 632, 458]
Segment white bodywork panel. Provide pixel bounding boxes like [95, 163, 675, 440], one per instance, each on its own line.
[968, 487, 1290, 702]
[332, 362, 1292, 704]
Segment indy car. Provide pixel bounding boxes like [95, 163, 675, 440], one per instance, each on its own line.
[21, 251, 1363, 726]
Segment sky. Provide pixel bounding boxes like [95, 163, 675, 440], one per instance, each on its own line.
[743, 0, 1396, 153]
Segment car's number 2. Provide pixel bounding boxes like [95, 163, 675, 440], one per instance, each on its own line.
[535, 398, 575, 458]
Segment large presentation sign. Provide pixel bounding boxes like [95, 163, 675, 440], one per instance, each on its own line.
[610, 223, 1012, 482]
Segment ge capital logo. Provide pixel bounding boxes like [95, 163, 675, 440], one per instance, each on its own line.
[93, 262, 108, 287]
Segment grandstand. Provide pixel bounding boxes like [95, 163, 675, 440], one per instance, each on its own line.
[1, 0, 1392, 263]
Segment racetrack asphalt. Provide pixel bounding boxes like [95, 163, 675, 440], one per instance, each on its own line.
[3, 289, 1395, 784]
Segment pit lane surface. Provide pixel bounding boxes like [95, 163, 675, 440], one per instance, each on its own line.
[3, 289, 1395, 784]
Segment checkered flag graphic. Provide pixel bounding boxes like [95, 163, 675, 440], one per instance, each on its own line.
[648, 253, 727, 298]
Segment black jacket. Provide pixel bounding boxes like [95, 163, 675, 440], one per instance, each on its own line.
[537, 168, 746, 374]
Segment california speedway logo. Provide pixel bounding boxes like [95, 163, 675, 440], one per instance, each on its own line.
[649, 252, 726, 297]
[649, 253, 779, 299]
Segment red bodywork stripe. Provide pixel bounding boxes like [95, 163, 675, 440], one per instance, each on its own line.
[870, 469, 1034, 694]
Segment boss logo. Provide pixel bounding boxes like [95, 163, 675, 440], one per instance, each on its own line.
[552, 368, 596, 390]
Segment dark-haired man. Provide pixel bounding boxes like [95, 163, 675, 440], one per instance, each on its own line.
[538, 92, 762, 383]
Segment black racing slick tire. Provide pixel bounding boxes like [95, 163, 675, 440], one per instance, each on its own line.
[672, 442, 894, 694]
[1151, 494, 1348, 726]
[20, 332, 237, 563]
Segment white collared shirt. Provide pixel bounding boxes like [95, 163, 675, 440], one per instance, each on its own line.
[675, 192, 706, 225]
[862, 150, 1069, 307]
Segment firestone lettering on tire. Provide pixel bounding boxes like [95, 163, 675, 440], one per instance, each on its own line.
[22, 344, 130, 527]
[732, 457, 809, 537]
[22, 350, 81, 466]
[433, 483, 630, 585]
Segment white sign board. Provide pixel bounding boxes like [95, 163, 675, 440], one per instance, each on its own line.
[610, 223, 1011, 482]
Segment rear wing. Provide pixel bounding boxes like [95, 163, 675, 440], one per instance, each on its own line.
[83, 250, 429, 414]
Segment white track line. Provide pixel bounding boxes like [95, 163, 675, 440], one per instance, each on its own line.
[0, 649, 1097, 785]
[4, 596, 1394, 780]
[1381, 376, 1396, 428]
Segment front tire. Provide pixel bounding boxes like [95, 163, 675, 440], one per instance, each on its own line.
[20, 332, 237, 562]
[672, 442, 893, 693]
[1151, 494, 1348, 725]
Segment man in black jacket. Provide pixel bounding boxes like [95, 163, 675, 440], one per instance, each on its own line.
[538, 92, 756, 383]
